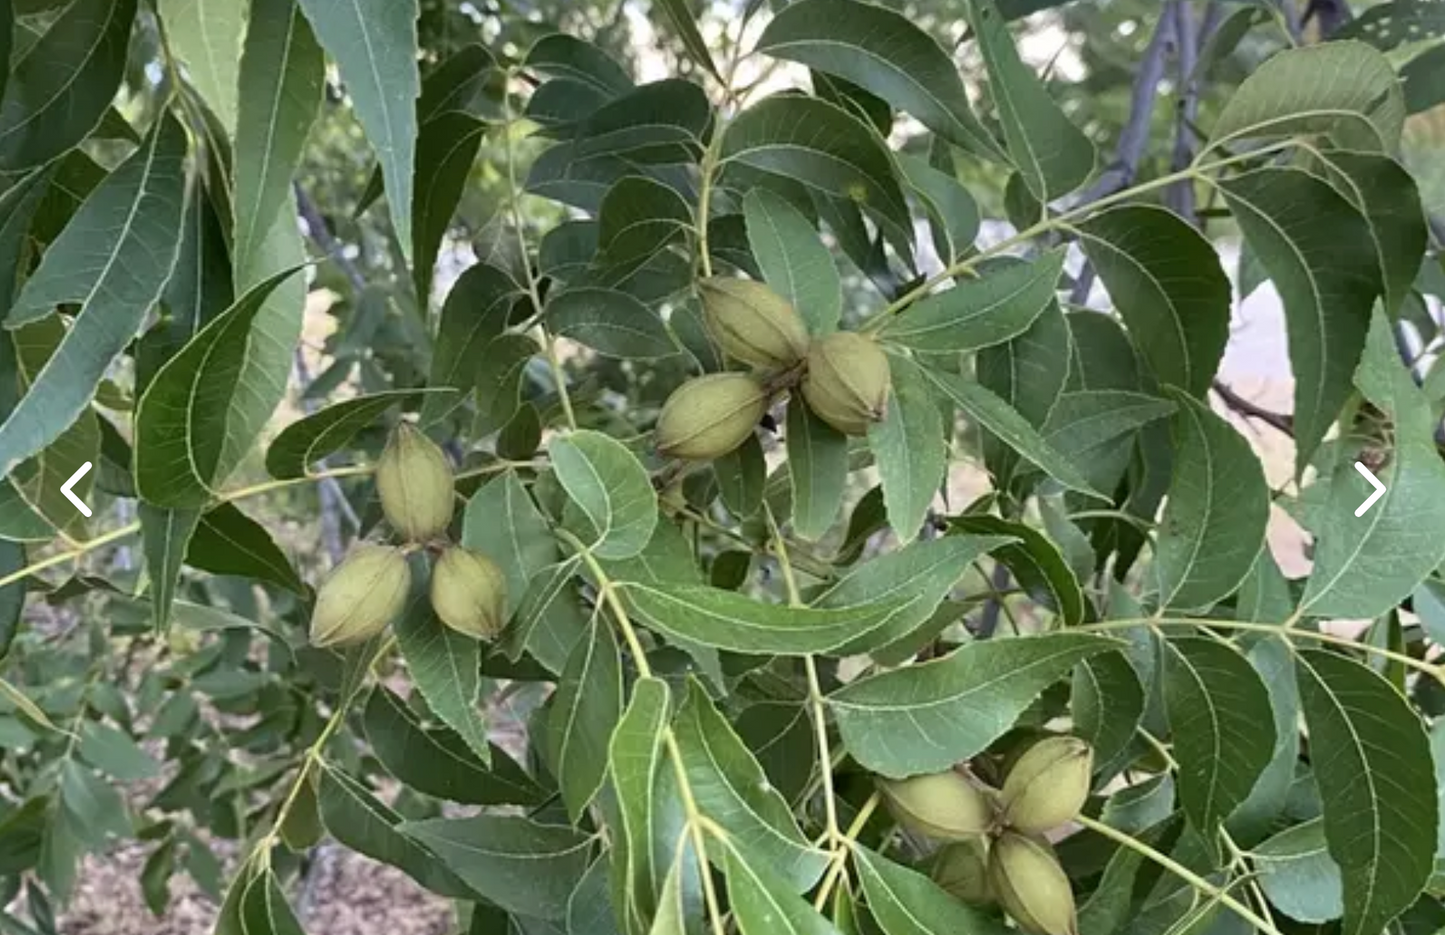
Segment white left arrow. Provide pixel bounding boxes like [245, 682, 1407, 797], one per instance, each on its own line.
[1354, 460, 1386, 517]
[61, 461, 93, 517]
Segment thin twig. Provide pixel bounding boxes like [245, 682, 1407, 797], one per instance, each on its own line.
[1211, 381, 1294, 435]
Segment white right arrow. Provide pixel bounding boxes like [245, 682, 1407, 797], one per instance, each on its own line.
[1354, 461, 1386, 517]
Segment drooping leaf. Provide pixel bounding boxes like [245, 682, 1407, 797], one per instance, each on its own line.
[138, 505, 201, 633]
[964, 0, 1095, 201]
[786, 399, 849, 541]
[419, 263, 523, 425]
[1301, 311, 1445, 619]
[923, 369, 1104, 500]
[592, 175, 692, 283]
[0, 541, 23, 658]
[0, 168, 51, 321]
[393, 567, 490, 764]
[898, 150, 980, 265]
[721, 94, 912, 250]
[976, 300, 1071, 489]
[1207, 41, 1405, 153]
[1072, 651, 1144, 778]
[673, 681, 829, 891]
[651, 0, 722, 80]
[1308, 149, 1428, 317]
[548, 287, 678, 359]
[714, 434, 766, 519]
[316, 765, 479, 899]
[722, 839, 841, 935]
[1228, 638, 1301, 846]
[755, 0, 1002, 161]
[158, 0, 244, 134]
[462, 471, 557, 618]
[744, 188, 841, 337]
[551, 430, 658, 561]
[363, 687, 545, 807]
[1254, 819, 1344, 924]
[829, 633, 1118, 777]
[233, 0, 324, 276]
[868, 354, 946, 543]
[1163, 637, 1276, 853]
[853, 845, 1010, 935]
[607, 675, 673, 932]
[186, 503, 305, 594]
[0, 116, 186, 476]
[1076, 206, 1231, 397]
[950, 515, 1084, 626]
[1217, 167, 1383, 472]
[1153, 390, 1269, 611]
[135, 268, 307, 507]
[218, 867, 308, 935]
[1295, 649, 1437, 935]
[412, 111, 485, 302]
[547, 614, 624, 821]
[298, 0, 420, 261]
[0, 0, 136, 170]
[265, 390, 420, 478]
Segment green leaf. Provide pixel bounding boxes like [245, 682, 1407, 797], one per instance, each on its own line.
[0, 116, 186, 476]
[744, 188, 841, 336]
[898, 150, 980, 265]
[1337, 0, 1445, 49]
[462, 470, 557, 618]
[567, 78, 711, 164]
[722, 839, 841, 935]
[505, 559, 592, 674]
[547, 615, 624, 821]
[470, 333, 539, 437]
[135, 268, 306, 507]
[1072, 652, 1144, 777]
[0, 0, 136, 170]
[1153, 390, 1269, 611]
[1217, 167, 1383, 472]
[976, 299, 1071, 489]
[1301, 311, 1445, 619]
[714, 433, 766, 518]
[593, 176, 692, 282]
[923, 369, 1104, 500]
[868, 354, 946, 543]
[157, 0, 244, 134]
[401, 814, 593, 920]
[419, 263, 524, 425]
[138, 505, 201, 633]
[880, 251, 1064, 353]
[1207, 42, 1405, 153]
[0, 168, 51, 321]
[674, 681, 829, 891]
[363, 687, 545, 806]
[629, 536, 1001, 657]
[950, 516, 1084, 626]
[1254, 819, 1344, 924]
[77, 722, 161, 782]
[721, 95, 912, 249]
[233, 0, 324, 277]
[964, 0, 1095, 201]
[1076, 206, 1231, 397]
[0, 541, 23, 658]
[394, 569, 490, 763]
[316, 765, 479, 899]
[1295, 649, 1436, 935]
[298, 0, 420, 261]
[186, 503, 304, 594]
[755, 0, 1002, 161]
[551, 430, 658, 561]
[412, 111, 486, 302]
[1402, 44, 1445, 114]
[265, 390, 418, 478]
[526, 34, 633, 97]
[1309, 149, 1428, 317]
[651, 0, 722, 80]
[829, 633, 1118, 777]
[786, 399, 849, 541]
[220, 867, 307, 935]
[853, 845, 1010, 935]
[548, 287, 678, 359]
[1228, 637, 1301, 845]
[609, 675, 674, 932]
[1163, 637, 1276, 852]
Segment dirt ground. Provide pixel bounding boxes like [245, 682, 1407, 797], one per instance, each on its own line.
[56, 844, 454, 935]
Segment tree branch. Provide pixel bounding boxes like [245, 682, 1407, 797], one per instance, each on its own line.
[1211, 380, 1294, 435]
